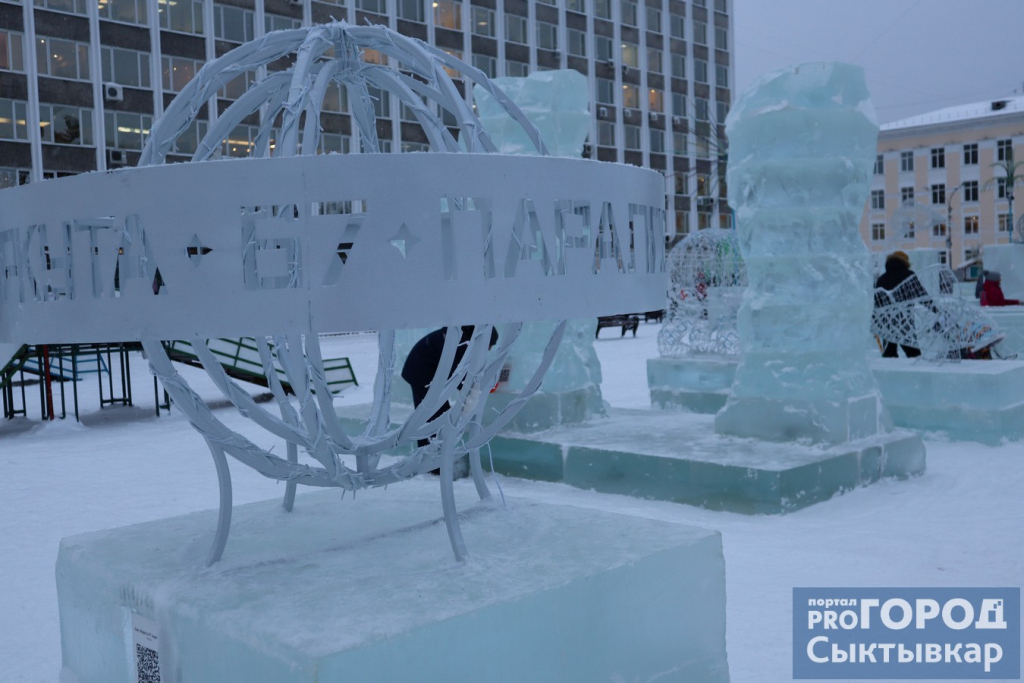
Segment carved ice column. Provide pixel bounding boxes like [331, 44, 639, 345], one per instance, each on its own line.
[715, 63, 887, 444]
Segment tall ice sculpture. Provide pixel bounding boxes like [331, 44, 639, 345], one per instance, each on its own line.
[715, 63, 920, 450]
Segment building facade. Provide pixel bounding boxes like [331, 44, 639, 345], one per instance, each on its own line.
[861, 95, 1024, 270]
[0, 0, 732, 243]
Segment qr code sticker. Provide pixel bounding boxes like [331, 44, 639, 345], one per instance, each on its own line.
[135, 643, 161, 683]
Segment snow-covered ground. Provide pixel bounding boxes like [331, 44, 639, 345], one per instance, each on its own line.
[1, 324, 1021, 682]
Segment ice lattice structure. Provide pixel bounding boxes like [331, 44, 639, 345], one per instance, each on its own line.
[658, 229, 747, 358]
[715, 62, 889, 445]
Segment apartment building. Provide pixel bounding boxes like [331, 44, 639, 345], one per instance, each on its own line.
[0, 0, 733, 244]
[861, 95, 1024, 269]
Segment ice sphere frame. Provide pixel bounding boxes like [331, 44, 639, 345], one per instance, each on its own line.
[658, 228, 747, 358]
[0, 22, 665, 564]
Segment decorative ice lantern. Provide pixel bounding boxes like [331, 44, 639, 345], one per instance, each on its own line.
[658, 228, 747, 358]
[715, 62, 889, 444]
[0, 22, 666, 563]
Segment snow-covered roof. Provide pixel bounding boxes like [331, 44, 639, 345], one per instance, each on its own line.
[881, 95, 1024, 132]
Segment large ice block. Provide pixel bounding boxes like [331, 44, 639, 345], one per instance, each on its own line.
[982, 243, 1024, 299]
[716, 62, 893, 445]
[56, 488, 730, 682]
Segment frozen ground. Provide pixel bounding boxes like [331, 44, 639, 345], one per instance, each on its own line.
[0, 324, 1021, 682]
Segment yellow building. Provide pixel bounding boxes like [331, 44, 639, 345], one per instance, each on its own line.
[860, 95, 1024, 272]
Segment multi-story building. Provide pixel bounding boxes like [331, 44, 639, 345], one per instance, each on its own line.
[861, 95, 1024, 270]
[0, 0, 732, 244]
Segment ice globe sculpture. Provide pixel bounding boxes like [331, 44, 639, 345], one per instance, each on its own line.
[658, 228, 747, 358]
[0, 22, 665, 564]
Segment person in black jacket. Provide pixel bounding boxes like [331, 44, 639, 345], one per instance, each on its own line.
[873, 251, 924, 358]
[402, 325, 499, 452]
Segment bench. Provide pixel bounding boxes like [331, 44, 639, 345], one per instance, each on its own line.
[596, 315, 640, 339]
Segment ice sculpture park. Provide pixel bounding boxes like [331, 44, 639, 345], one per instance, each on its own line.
[2, 28, 1020, 680]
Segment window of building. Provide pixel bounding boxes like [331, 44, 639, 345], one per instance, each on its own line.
[472, 53, 496, 78]
[366, 85, 389, 118]
[671, 174, 687, 196]
[596, 77, 614, 104]
[102, 46, 150, 89]
[160, 0, 203, 35]
[537, 20, 558, 51]
[693, 58, 707, 83]
[997, 138, 1013, 162]
[567, 28, 586, 57]
[931, 183, 945, 205]
[997, 177, 1009, 199]
[321, 81, 348, 113]
[998, 213, 1011, 233]
[673, 131, 686, 155]
[105, 110, 152, 150]
[641, 4, 659, 29]
[963, 180, 978, 202]
[871, 223, 885, 241]
[620, 0, 638, 26]
[162, 55, 204, 93]
[693, 20, 707, 45]
[715, 63, 728, 87]
[317, 132, 348, 155]
[675, 209, 690, 236]
[0, 167, 32, 188]
[219, 69, 256, 100]
[622, 123, 641, 150]
[0, 98, 29, 141]
[695, 135, 709, 158]
[400, 140, 428, 153]
[899, 151, 913, 173]
[963, 143, 978, 165]
[265, 14, 300, 33]
[505, 13, 527, 44]
[671, 53, 685, 79]
[933, 222, 946, 238]
[622, 83, 638, 109]
[598, 120, 615, 146]
[34, 0, 88, 15]
[397, 0, 424, 22]
[695, 97, 709, 121]
[715, 0, 727, 12]
[362, 48, 387, 65]
[930, 147, 945, 169]
[471, 6, 494, 36]
[870, 190, 884, 210]
[0, 30, 25, 73]
[567, 0, 585, 12]
[714, 26, 727, 47]
[650, 128, 664, 154]
[900, 187, 914, 205]
[621, 41, 639, 68]
[505, 59, 528, 77]
[646, 47, 662, 73]
[671, 92, 685, 117]
[873, 154, 883, 174]
[98, 0, 147, 25]
[214, 4, 253, 43]
[595, 35, 613, 61]
[434, 0, 461, 30]
[594, 0, 611, 19]
[964, 215, 979, 234]
[697, 209, 714, 229]
[39, 103, 93, 146]
[696, 173, 710, 196]
[670, 13, 685, 39]
[648, 88, 663, 112]
[356, 0, 386, 14]
[716, 101, 729, 123]
[36, 36, 90, 81]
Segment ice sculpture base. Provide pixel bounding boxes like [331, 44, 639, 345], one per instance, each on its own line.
[485, 408, 924, 514]
[487, 385, 606, 432]
[983, 306, 1024, 356]
[56, 487, 729, 683]
[648, 356, 737, 413]
[871, 358, 1024, 444]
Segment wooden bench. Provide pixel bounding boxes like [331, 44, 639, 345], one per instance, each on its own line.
[596, 315, 640, 338]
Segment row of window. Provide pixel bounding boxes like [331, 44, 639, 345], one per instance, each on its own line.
[881, 140, 1015, 174]
[869, 178, 1015, 211]
[869, 213, 1015, 243]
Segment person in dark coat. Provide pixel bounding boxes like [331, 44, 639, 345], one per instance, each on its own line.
[873, 251, 924, 358]
[980, 271, 1020, 306]
[402, 325, 500, 453]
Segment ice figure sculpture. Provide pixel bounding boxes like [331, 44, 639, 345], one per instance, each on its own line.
[0, 23, 666, 563]
[658, 229, 747, 358]
[872, 264, 1006, 361]
[475, 70, 591, 158]
[715, 62, 889, 444]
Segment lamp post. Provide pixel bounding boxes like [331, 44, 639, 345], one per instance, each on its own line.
[945, 181, 964, 254]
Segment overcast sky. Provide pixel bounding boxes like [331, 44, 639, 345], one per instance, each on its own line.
[733, 0, 1024, 124]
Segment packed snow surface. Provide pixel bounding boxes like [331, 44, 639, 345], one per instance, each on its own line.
[1, 325, 1022, 682]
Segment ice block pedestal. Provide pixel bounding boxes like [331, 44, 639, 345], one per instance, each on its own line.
[56, 487, 729, 683]
[648, 355, 738, 413]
